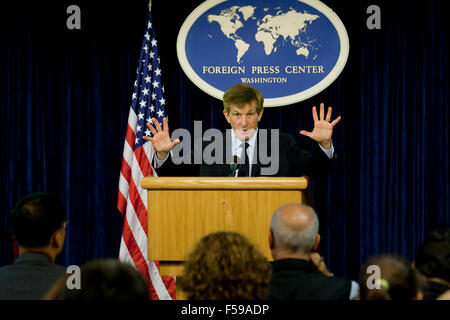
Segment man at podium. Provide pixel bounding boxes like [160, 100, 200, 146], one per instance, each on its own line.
[144, 83, 341, 177]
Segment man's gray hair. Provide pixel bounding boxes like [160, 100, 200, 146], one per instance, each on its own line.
[270, 203, 319, 254]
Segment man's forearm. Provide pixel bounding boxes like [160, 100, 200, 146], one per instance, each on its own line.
[153, 152, 169, 168]
[319, 140, 332, 150]
[318, 140, 334, 159]
[156, 151, 169, 160]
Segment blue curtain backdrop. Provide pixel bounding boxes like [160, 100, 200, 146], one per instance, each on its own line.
[0, 0, 448, 281]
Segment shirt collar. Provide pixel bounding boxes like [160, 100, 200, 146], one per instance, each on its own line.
[230, 128, 258, 154]
[14, 252, 54, 264]
[271, 258, 320, 274]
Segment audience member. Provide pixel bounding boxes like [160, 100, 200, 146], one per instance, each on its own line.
[0, 193, 67, 299]
[358, 254, 424, 300]
[177, 231, 272, 300]
[268, 203, 359, 300]
[436, 289, 450, 300]
[414, 229, 450, 300]
[44, 259, 148, 300]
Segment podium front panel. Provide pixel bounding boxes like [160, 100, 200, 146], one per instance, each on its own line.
[147, 189, 303, 261]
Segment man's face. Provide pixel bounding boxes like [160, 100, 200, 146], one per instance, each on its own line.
[223, 101, 264, 141]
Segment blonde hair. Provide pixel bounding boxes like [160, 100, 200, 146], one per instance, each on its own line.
[178, 231, 271, 300]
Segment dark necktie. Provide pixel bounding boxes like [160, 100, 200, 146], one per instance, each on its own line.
[238, 142, 250, 177]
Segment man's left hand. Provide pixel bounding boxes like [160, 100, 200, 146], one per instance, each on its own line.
[300, 103, 341, 149]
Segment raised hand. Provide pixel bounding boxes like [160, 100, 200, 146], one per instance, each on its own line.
[309, 252, 333, 277]
[143, 117, 180, 160]
[299, 103, 341, 149]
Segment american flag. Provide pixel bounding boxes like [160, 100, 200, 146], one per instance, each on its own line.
[117, 6, 176, 300]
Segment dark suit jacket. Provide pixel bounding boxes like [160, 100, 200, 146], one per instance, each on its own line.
[155, 130, 333, 177]
[0, 252, 66, 300]
[269, 258, 352, 300]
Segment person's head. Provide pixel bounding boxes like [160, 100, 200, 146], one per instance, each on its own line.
[9, 192, 67, 260]
[223, 84, 264, 141]
[269, 203, 320, 260]
[415, 229, 450, 283]
[359, 254, 424, 300]
[178, 231, 271, 300]
[47, 259, 148, 300]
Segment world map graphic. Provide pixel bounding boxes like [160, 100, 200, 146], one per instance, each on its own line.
[207, 5, 320, 63]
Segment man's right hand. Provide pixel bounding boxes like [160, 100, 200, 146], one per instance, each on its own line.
[310, 252, 333, 277]
[143, 117, 180, 160]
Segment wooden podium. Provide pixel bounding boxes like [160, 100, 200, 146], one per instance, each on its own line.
[140, 176, 311, 278]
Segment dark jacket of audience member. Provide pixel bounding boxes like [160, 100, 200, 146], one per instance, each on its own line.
[269, 258, 353, 300]
[0, 193, 67, 300]
[414, 229, 450, 300]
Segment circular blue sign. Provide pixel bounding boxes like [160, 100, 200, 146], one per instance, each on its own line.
[177, 0, 349, 107]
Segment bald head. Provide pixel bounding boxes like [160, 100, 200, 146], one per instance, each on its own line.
[270, 203, 319, 256]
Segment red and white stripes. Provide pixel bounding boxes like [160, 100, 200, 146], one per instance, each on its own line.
[117, 107, 175, 300]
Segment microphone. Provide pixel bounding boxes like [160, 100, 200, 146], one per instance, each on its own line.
[229, 155, 241, 177]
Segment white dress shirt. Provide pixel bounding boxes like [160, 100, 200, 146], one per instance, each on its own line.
[230, 128, 258, 176]
[153, 128, 335, 173]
